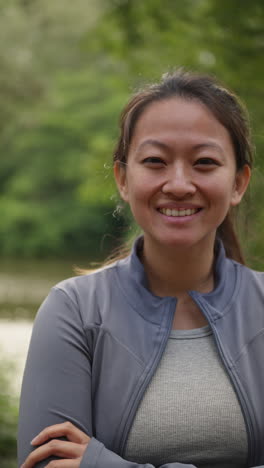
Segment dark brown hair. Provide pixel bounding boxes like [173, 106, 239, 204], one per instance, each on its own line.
[113, 69, 253, 264]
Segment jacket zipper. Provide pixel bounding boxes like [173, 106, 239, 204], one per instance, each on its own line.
[119, 300, 176, 456]
[191, 294, 256, 467]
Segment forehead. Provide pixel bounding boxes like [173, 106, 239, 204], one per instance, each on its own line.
[129, 97, 234, 153]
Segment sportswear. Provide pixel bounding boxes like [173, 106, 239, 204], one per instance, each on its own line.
[17, 238, 264, 467]
[124, 325, 248, 466]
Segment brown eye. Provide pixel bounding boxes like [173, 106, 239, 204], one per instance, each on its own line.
[142, 157, 165, 165]
[195, 157, 219, 166]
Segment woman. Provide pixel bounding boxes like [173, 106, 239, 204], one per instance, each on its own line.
[18, 70, 264, 468]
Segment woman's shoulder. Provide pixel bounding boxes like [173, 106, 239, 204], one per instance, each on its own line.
[237, 261, 264, 277]
[52, 260, 121, 300]
[34, 261, 125, 331]
[47, 257, 132, 318]
[236, 261, 264, 292]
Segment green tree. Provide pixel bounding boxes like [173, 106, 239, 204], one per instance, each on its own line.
[83, 0, 264, 267]
[0, 0, 263, 266]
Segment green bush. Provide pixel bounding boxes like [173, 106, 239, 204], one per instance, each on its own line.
[0, 356, 18, 467]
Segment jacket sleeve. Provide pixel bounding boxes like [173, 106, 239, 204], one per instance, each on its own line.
[17, 286, 197, 468]
[80, 438, 196, 467]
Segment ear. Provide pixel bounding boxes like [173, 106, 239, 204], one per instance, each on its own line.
[231, 164, 251, 206]
[114, 161, 129, 202]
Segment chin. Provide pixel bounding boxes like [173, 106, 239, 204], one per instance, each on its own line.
[152, 233, 216, 251]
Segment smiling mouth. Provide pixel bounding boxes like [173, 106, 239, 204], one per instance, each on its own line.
[159, 208, 201, 217]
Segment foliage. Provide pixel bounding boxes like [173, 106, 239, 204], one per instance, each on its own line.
[0, 0, 263, 266]
[0, 70, 127, 258]
[0, 355, 17, 467]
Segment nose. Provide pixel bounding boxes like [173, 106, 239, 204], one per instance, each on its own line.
[161, 163, 196, 198]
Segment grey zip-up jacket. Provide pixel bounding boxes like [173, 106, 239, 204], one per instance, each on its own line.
[18, 239, 264, 468]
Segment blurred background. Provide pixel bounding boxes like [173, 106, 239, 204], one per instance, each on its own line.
[0, 0, 263, 466]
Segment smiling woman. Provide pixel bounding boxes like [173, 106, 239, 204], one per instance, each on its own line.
[18, 70, 264, 468]
[114, 96, 250, 304]
[115, 98, 249, 259]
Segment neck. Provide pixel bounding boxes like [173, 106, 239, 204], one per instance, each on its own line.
[141, 238, 215, 297]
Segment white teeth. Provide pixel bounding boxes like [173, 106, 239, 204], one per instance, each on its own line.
[160, 208, 198, 217]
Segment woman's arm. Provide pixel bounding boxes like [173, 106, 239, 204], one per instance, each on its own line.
[20, 422, 196, 468]
[20, 420, 264, 468]
[18, 286, 197, 468]
[18, 286, 93, 467]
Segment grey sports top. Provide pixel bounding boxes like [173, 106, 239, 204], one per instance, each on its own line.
[124, 325, 248, 467]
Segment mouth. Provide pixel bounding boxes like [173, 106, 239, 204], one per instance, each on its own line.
[158, 207, 201, 217]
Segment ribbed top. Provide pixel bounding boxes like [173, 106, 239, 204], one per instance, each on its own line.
[124, 325, 248, 467]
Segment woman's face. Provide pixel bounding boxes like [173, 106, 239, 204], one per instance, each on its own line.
[115, 98, 250, 252]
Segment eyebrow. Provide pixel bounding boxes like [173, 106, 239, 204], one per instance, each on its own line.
[192, 142, 225, 155]
[136, 139, 225, 156]
[136, 139, 170, 152]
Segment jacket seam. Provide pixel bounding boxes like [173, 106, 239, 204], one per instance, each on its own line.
[53, 286, 84, 321]
[118, 302, 174, 455]
[232, 328, 264, 366]
[227, 360, 259, 465]
[214, 264, 241, 320]
[52, 286, 92, 359]
[84, 325, 145, 368]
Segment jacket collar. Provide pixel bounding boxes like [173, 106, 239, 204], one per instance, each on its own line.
[116, 236, 239, 323]
[189, 239, 240, 321]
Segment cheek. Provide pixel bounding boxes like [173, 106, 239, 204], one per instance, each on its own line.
[201, 173, 236, 199]
[126, 171, 160, 200]
[127, 183, 148, 205]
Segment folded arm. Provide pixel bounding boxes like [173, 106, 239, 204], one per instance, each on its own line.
[17, 286, 218, 468]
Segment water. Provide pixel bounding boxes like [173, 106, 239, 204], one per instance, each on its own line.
[0, 257, 81, 395]
[0, 319, 33, 395]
